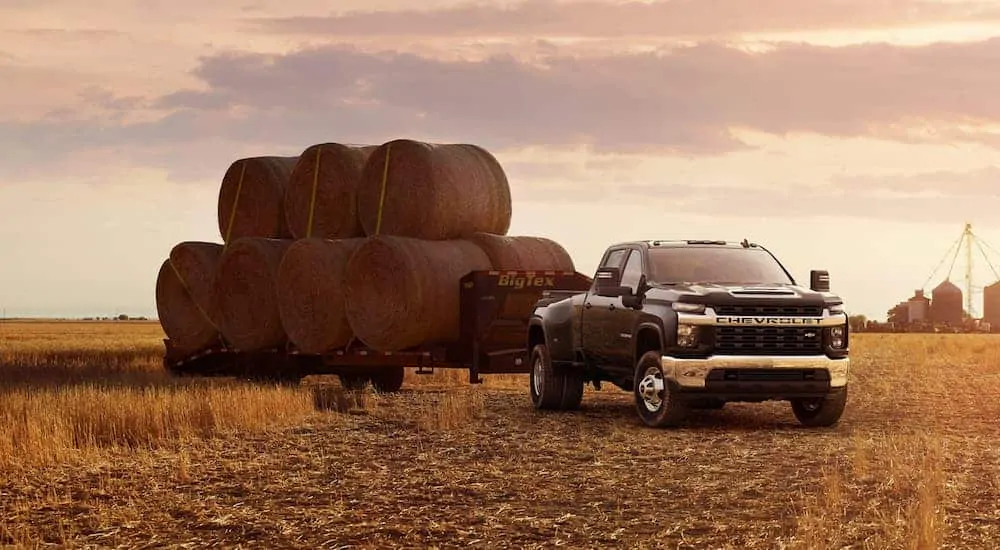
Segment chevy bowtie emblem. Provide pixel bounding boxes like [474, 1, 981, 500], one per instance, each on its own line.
[805, 331, 817, 338]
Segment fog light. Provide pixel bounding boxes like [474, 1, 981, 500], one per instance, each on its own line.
[677, 324, 698, 347]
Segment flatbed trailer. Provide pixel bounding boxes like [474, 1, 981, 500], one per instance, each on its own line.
[163, 270, 594, 389]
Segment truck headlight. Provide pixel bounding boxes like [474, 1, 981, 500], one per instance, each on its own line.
[672, 302, 706, 314]
[830, 325, 846, 349]
[677, 324, 699, 347]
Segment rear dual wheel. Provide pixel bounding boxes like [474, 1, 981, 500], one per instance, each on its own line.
[529, 344, 584, 410]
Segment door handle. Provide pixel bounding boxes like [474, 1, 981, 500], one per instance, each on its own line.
[609, 303, 616, 311]
[585, 302, 592, 309]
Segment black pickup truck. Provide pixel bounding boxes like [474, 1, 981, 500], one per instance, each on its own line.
[526, 239, 850, 428]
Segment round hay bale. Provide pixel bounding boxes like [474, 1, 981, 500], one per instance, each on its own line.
[276, 237, 366, 354]
[155, 241, 225, 356]
[217, 156, 298, 242]
[467, 233, 576, 272]
[214, 237, 294, 351]
[169, 241, 225, 328]
[355, 139, 512, 239]
[344, 236, 493, 351]
[284, 143, 376, 239]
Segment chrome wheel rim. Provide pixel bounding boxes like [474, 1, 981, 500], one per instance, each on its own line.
[801, 400, 821, 412]
[533, 356, 544, 397]
[638, 366, 665, 412]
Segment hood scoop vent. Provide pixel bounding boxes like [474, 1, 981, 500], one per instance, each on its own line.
[728, 287, 797, 296]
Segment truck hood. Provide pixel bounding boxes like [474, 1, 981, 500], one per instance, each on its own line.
[647, 282, 841, 308]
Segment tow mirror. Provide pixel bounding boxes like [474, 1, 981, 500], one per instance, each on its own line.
[595, 267, 626, 297]
[622, 293, 643, 309]
[810, 270, 830, 292]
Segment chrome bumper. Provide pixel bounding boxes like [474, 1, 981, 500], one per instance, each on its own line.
[661, 355, 850, 390]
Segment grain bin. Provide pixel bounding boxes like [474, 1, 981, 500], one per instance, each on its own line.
[983, 281, 1000, 326]
[907, 289, 930, 323]
[930, 280, 963, 324]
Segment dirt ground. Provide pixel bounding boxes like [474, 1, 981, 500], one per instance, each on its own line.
[1, 324, 999, 548]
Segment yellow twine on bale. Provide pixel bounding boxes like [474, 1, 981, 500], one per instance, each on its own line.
[374, 143, 392, 236]
[305, 146, 323, 238]
[168, 259, 221, 333]
[223, 160, 248, 248]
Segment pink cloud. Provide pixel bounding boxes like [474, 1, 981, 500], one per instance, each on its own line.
[248, 0, 999, 38]
[5, 37, 1000, 186]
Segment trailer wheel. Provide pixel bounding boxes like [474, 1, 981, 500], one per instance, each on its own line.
[529, 344, 583, 410]
[633, 351, 687, 428]
[338, 373, 369, 390]
[370, 366, 405, 393]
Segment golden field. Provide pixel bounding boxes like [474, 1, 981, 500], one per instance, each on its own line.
[1, 320, 999, 548]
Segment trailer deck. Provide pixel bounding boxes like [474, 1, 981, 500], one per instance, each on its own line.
[162, 270, 594, 387]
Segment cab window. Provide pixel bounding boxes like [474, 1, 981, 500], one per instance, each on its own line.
[601, 248, 627, 269]
[620, 250, 643, 292]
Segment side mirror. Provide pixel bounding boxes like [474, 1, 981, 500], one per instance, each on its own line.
[810, 270, 830, 292]
[622, 293, 643, 309]
[595, 266, 627, 297]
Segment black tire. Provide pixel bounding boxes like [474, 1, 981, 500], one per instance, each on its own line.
[633, 351, 687, 428]
[529, 344, 584, 410]
[338, 373, 369, 390]
[559, 370, 585, 410]
[370, 366, 405, 393]
[791, 387, 848, 427]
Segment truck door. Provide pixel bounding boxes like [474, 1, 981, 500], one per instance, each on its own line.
[581, 247, 627, 366]
[611, 249, 645, 373]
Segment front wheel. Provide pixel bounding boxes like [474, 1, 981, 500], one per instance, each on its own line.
[791, 387, 848, 427]
[633, 351, 687, 428]
[529, 344, 584, 410]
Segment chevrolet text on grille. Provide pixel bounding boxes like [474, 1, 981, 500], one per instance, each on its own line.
[716, 316, 824, 325]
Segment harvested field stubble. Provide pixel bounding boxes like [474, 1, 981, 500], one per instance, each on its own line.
[3, 324, 1000, 548]
[355, 139, 513, 239]
[283, 143, 375, 239]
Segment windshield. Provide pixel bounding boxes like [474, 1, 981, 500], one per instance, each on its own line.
[646, 247, 794, 285]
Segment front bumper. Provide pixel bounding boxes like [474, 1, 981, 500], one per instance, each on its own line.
[661, 354, 850, 393]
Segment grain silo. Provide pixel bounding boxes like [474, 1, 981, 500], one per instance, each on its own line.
[907, 289, 930, 322]
[983, 281, 1000, 326]
[930, 280, 963, 324]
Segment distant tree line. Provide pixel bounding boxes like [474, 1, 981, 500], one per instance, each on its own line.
[81, 314, 150, 321]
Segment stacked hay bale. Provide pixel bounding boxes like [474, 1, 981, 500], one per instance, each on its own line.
[155, 137, 578, 369]
[155, 241, 225, 356]
[217, 156, 299, 243]
[339, 139, 574, 352]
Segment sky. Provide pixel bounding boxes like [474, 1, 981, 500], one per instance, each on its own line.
[3, 0, 1000, 320]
